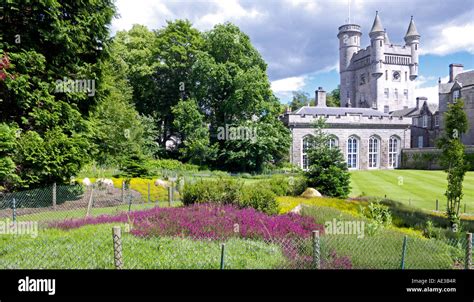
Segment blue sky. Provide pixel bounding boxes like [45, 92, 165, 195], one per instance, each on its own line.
[111, 0, 474, 104]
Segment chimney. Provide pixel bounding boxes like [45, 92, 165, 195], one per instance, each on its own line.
[315, 87, 327, 107]
[416, 96, 427, 108]
[449, 64, 464, 82]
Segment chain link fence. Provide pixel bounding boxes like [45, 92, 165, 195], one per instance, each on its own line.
[0, 224, 472, 269]
[0, 182, 181, 226]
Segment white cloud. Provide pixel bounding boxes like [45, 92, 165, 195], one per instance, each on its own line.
[271, 76, 306, 93]
[194, 0, 264, 29]
[422, 22, 474, 55]
[112, 0, 173, 33]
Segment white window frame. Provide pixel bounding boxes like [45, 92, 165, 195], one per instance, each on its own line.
[347, 136, 359, 169]
[328, 136, 339, 149]
[388, 136, 400, 168]
[417, 136, 423, 148]
[301, 135, 314, 170]
[368, 136, 380, 169]
[434, 115, 439, 127]
[422, 115, 428, 128]
[384, 88, 389, 99]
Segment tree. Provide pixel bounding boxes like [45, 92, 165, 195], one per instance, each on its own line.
[0, 123, 19, 190]
[289, 91, 313, 111]
[437, 99, 469, 231]
[326, 86, 340, 107]
[1, 1, 116, 188]
[171, 98, 217, 165]
[305, 118, 351, 198]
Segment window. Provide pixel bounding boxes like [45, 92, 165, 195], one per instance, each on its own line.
[302, 135, 314, 170]
[392, 71, 401, 81]
[347, 136, 359, 169]
[368, 136, 380, 168]
[384, 105, 390, 113]
[328, 137, 339, 149]
[453, 90, 460, 102]
[417, 136, 423, 148]
[388, 136, 400, 168]
[404, 89, 408, 99]
[384, 88, 389, 98]
[422, 115, 428, 128]
[413, 118, 418, 127]
[380, 40, 382, 47]
[405, 71, 408, 81]
[434, 115, 439, 127]
[385, 70, 388, 81]
[394, 88, 399, 99]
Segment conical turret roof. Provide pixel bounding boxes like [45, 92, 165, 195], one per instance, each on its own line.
[370, 11, 384, 34]
[384, 29, 390, 44]
[405, 16, 420, 38]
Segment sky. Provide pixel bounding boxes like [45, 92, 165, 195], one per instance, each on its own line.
[110, 0, 474, 104]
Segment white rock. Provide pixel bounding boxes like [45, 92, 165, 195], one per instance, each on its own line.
[301, 187, 322, 198]
[82, 178, 92, 186]
[154, 179, 169, 188]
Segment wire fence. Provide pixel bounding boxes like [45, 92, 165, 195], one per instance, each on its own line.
[0, 183, 472, 269]
[0, 182, 181, 226]
[0, 224, 472, 269]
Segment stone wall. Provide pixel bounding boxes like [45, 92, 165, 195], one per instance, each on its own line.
[401, 146, 474, 170]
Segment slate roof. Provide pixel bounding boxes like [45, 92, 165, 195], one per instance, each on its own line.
[370, 12, 384, 34]
[405, 17, 420, 38]
[455, 70, 474, 86]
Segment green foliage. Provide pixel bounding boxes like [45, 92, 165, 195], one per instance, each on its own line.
[264, 175, 307, 196]
[118, 153, 151, 179]
[326, 86, 340, 107]
[182, 178, 243, 206]
[289, 91, 313, 111]
[437, 99, 469, 229]
[147, 159, 200, 173]
[305, 119, 351, 198]
[0, 123, 19, 190]
[361, 201, 392, 235]
[1, 1, 116, 188]
[240, 184, 279, 215]
[171, 98, 217, 164]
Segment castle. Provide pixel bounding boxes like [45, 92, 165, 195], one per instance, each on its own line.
[283, 12, 418, 170]
[338, 11, 419, 113]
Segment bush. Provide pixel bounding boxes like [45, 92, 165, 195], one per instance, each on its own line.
[361, 201, 392, 235]
[182, 178, 243, 206]
[148, 159, 199, 173]
[240, 185, 279, 215]
[264, 175, 307, 196]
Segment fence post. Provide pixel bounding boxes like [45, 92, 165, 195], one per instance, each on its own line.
[12, 198, 16, 223]
[52, 182, 57, 210]
[85, 189, 94, 217]
[400, 235, 408, 269]
[466, 233, 472, 270]
[168, 186, 173, 207]
[128, 194, 132, 213]
[121, 181, 125, 203]
[436, 199, 439, 211]
[112, 226, 123, 269]
[220, 243, 225, 270]
[147, 182, 151, 203]
[312, 230, 321, 269]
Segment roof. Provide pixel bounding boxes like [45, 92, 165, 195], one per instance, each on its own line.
[293, 106, 389, 117]
[455, 70, 474, 86]
[390, 107, 419, 117]
[370, 12, 384, 34]
[405, 17, 420, 38]
[439, 82, 454, 94]
[427, 103, 439, 113]
[384, 30, 391, 44]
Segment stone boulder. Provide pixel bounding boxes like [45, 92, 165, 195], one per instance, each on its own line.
[300, 187, 322, 198]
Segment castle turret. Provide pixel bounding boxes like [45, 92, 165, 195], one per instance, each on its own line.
[404, 16, 420, 80]
[369, 11, 384, 77]
[338, 23, 361, 107]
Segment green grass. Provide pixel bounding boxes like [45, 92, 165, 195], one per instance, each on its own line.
[0, 224, 287, 269]
[350, 170, 474, 212]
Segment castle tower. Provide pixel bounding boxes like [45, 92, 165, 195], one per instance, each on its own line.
[338, 23, 361, 107]
[404, 16, 420, 80]
[369, 11, 384, 77]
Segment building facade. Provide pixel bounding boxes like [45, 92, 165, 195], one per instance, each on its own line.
[283, 88, 412, 170]
[338, 12, 419, 113]
[439, 64, 474, 146]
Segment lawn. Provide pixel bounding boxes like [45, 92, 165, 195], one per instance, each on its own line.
[350, 170, 474, 212]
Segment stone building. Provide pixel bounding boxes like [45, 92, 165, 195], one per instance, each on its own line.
[438, 64, 474, 146]
[391, 96, 440, 148]
[282, 88, 412, 170]
[338, 12, 420, 112]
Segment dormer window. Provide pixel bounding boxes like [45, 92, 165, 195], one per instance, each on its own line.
[453, 90, 460, 102]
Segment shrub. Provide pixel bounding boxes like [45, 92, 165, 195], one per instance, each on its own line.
[361, 201, 392, 235]
[182, 178, 243, 206]
[240, 185, 279, 215]
[263, 175, 307, 196]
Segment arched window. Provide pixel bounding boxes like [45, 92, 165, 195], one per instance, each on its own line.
[301, 135, 314, 170]
[368, 136, 380, 168]
[328, 136, 339, 149]
[347, 136, 359, 169]
[388, 136, 400, 168]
